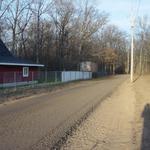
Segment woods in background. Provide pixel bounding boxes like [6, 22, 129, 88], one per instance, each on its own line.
[0, 0, 128, 73]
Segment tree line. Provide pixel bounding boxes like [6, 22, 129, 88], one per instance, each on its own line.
[133, 16, 150, 75]
[0, 0, 128, 72]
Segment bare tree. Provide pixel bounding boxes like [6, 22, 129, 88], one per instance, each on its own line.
[74, 0, 108, 61]
[136, 16, 150, 74]
[4, 0, 31, 55]
[30, 0, 51, 63]
[93, 25, 127, 74]
[49, 0, 75, 70]
[0, 0, 15, 38]
[0, 0, 14, 19]
[17, 5, 32, 57]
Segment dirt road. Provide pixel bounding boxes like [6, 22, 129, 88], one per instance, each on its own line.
[61, 76, 150, 150]
[61, 78, 135, 150]
[0, 76, 126, 150]
[133, 76, 150, 150]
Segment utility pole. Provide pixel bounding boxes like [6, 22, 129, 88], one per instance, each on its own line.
[139, 31, 144, 75]
[139, 17, 144, 75]
[130, 18, 134, 83]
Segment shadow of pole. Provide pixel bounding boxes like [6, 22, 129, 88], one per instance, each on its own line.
[133, 75, 141, 83]
[141, 104, 150, 150]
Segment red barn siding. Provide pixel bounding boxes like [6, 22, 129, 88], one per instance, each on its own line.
[0, 65, 38, 84]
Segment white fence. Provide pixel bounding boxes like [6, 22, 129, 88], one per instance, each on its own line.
[61, 71, 92, 82]
[0, 71, 92, 88]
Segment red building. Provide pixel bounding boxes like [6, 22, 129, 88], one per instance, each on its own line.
[0, 39, 44, 87]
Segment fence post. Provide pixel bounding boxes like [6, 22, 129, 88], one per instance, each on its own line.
[55, 71, 57, 83]
[2, 72, 5, 88]
[32, 72, 34, 87]
[70, 71, 71, 81]
[82, 71, 84, 80]
[45, 70, 47, 83]
[61, 71, 62, 83]
[14, 72, 17, 90]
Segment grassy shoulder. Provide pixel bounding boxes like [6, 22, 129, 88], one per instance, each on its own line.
[0, 78, 99, 104]
[0, 75, 119, 104]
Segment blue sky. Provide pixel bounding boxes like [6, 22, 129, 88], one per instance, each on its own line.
[96, 0, 150, 33]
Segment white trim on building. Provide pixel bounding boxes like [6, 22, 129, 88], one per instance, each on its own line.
[0, 63, 44, 67]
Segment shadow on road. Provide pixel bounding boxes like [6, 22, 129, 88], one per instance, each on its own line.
[133, 75, 141, 83]
[141, 104, 150, 150]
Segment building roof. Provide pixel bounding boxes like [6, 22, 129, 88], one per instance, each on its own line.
[0, 39, 12, 57]
[0, 39, 44, 67]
